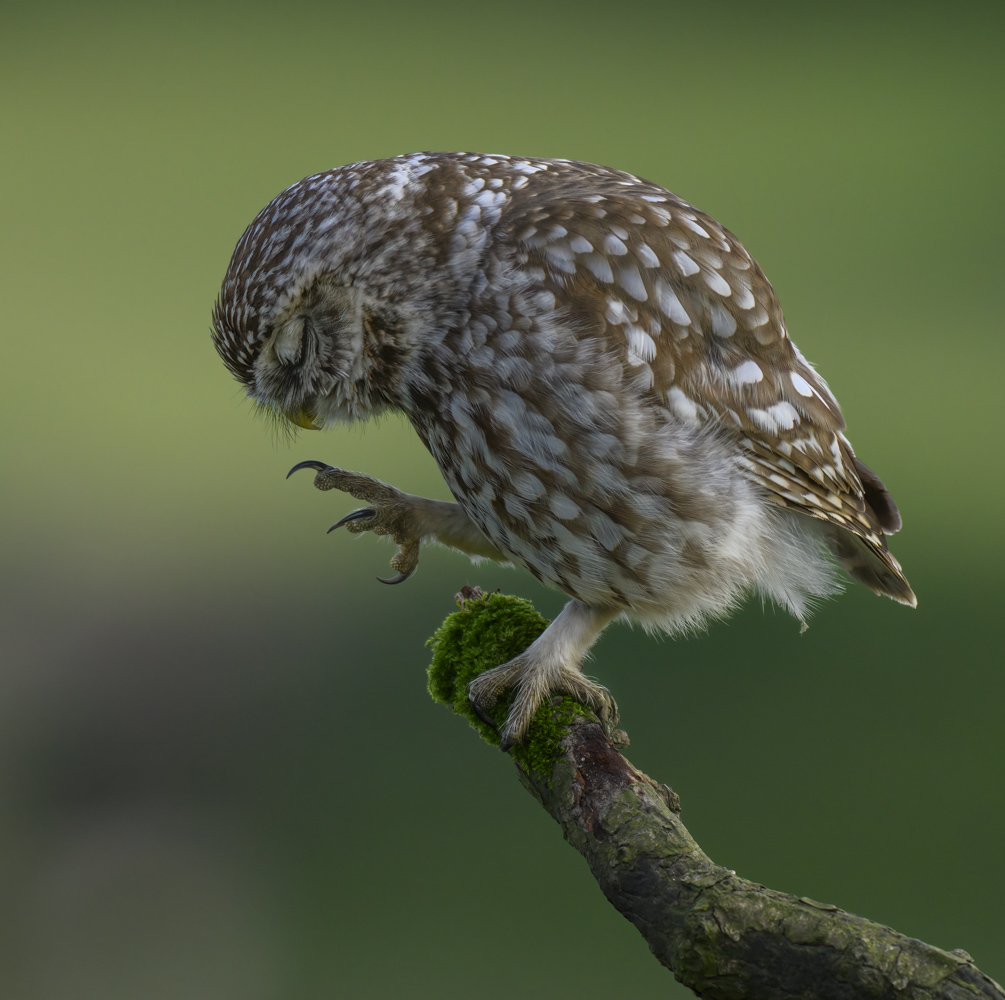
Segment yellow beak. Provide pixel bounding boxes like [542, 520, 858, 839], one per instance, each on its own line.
[285, 407, 321, 430]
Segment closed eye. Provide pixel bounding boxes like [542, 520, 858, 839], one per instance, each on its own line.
[273, 316, 310, 365]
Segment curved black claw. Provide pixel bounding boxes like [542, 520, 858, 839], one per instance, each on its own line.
[376, 571, 413, 585]
[286, 460, 331, 479]
[327, 508, 376, 533]
[468, 695, 500, 733]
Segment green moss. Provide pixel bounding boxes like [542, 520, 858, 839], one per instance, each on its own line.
[426, 591, 592, 776]
[510, 695, 591, 777]
[426, 591, 547, 744]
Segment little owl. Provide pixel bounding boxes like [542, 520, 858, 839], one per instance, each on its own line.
[212, 152, 914, 750]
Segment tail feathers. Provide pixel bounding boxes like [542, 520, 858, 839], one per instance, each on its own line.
[826, 526, 917, 608]
[852, 456, 903, 534]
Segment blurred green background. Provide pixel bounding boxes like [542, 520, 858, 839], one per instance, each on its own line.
[1, 1, 1002, 996]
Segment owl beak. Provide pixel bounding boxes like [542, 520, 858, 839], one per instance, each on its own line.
[285, 406, 321, 430]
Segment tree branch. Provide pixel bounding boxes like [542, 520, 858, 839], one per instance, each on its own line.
[426, 589, 1003, 1000]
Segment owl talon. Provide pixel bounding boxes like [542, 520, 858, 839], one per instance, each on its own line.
[328, 508, 377, 532]
[287, 460, 331, 479]
[468, 695, 499, 731]
[498, 733, 516, 753]
[377, 570, 413, 585]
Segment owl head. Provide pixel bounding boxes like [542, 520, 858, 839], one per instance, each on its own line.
[211, 155, 478, 429]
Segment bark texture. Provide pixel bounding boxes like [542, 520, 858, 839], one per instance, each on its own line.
[427, 589, 1003, 1000]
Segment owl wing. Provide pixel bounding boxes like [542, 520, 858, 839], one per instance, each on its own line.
[504, 169, 913, 604]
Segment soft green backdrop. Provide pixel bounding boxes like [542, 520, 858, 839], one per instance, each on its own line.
[1, 2, 1002, 997]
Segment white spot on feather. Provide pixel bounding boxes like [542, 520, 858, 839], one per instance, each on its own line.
[474, 189, 507, 211]
[682, 217, 710, 238]
[544, 248, 576, 274]
[672, 251, 700, 277]
[667, 387, 699, 423]
[544, 243, 574, 261]
[636, 242, 660, 268]
[625, 325, 657, 363]
[587, 509, 627, 551]
[710, 303, 737, 337]
[790, 371, 814, 397]
[603, 234, 628, 255]
[549, 495, 581, 520]
[632, 363, 655, 391]
[703, 270, 732, 296]
[581, 253, 614, 283]
[617, 265, 648, 301]
[730, 360, 763, 385]
[605, 297, 634, 325]
[732, 281, 755, 310]
[747, 402, 801, 432]
[654, 278, 691, 325]
[513, 472, 546, 500]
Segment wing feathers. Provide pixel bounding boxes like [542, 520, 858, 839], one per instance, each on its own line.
[504, 175, 913, 601]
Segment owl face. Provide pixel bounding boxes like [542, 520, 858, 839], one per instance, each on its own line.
[244, 278, 382, 429]
[212, 157, 470, 430]
[213, 236, 400, 430]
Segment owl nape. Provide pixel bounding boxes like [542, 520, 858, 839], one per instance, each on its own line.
[288, 460, 620, 750]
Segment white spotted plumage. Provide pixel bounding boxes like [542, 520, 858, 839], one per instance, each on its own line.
[213, 151, 915, 747]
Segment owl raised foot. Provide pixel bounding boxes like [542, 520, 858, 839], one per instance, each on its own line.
[287, 461, 509, 584]
[287, 461, 421, 583]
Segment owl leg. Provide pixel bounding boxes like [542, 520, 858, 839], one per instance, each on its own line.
[288, 461, 506, 583]
[468, 600, 620, 751]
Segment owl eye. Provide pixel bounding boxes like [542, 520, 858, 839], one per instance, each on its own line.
[273, 316, 310, 365]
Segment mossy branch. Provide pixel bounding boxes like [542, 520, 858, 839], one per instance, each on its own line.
[427, 589, 1004, 1000]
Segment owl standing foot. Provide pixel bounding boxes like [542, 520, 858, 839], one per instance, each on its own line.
[287, 461, 421, 583]
[469, 657, 619, 751]
[466, 599, 621, 751]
